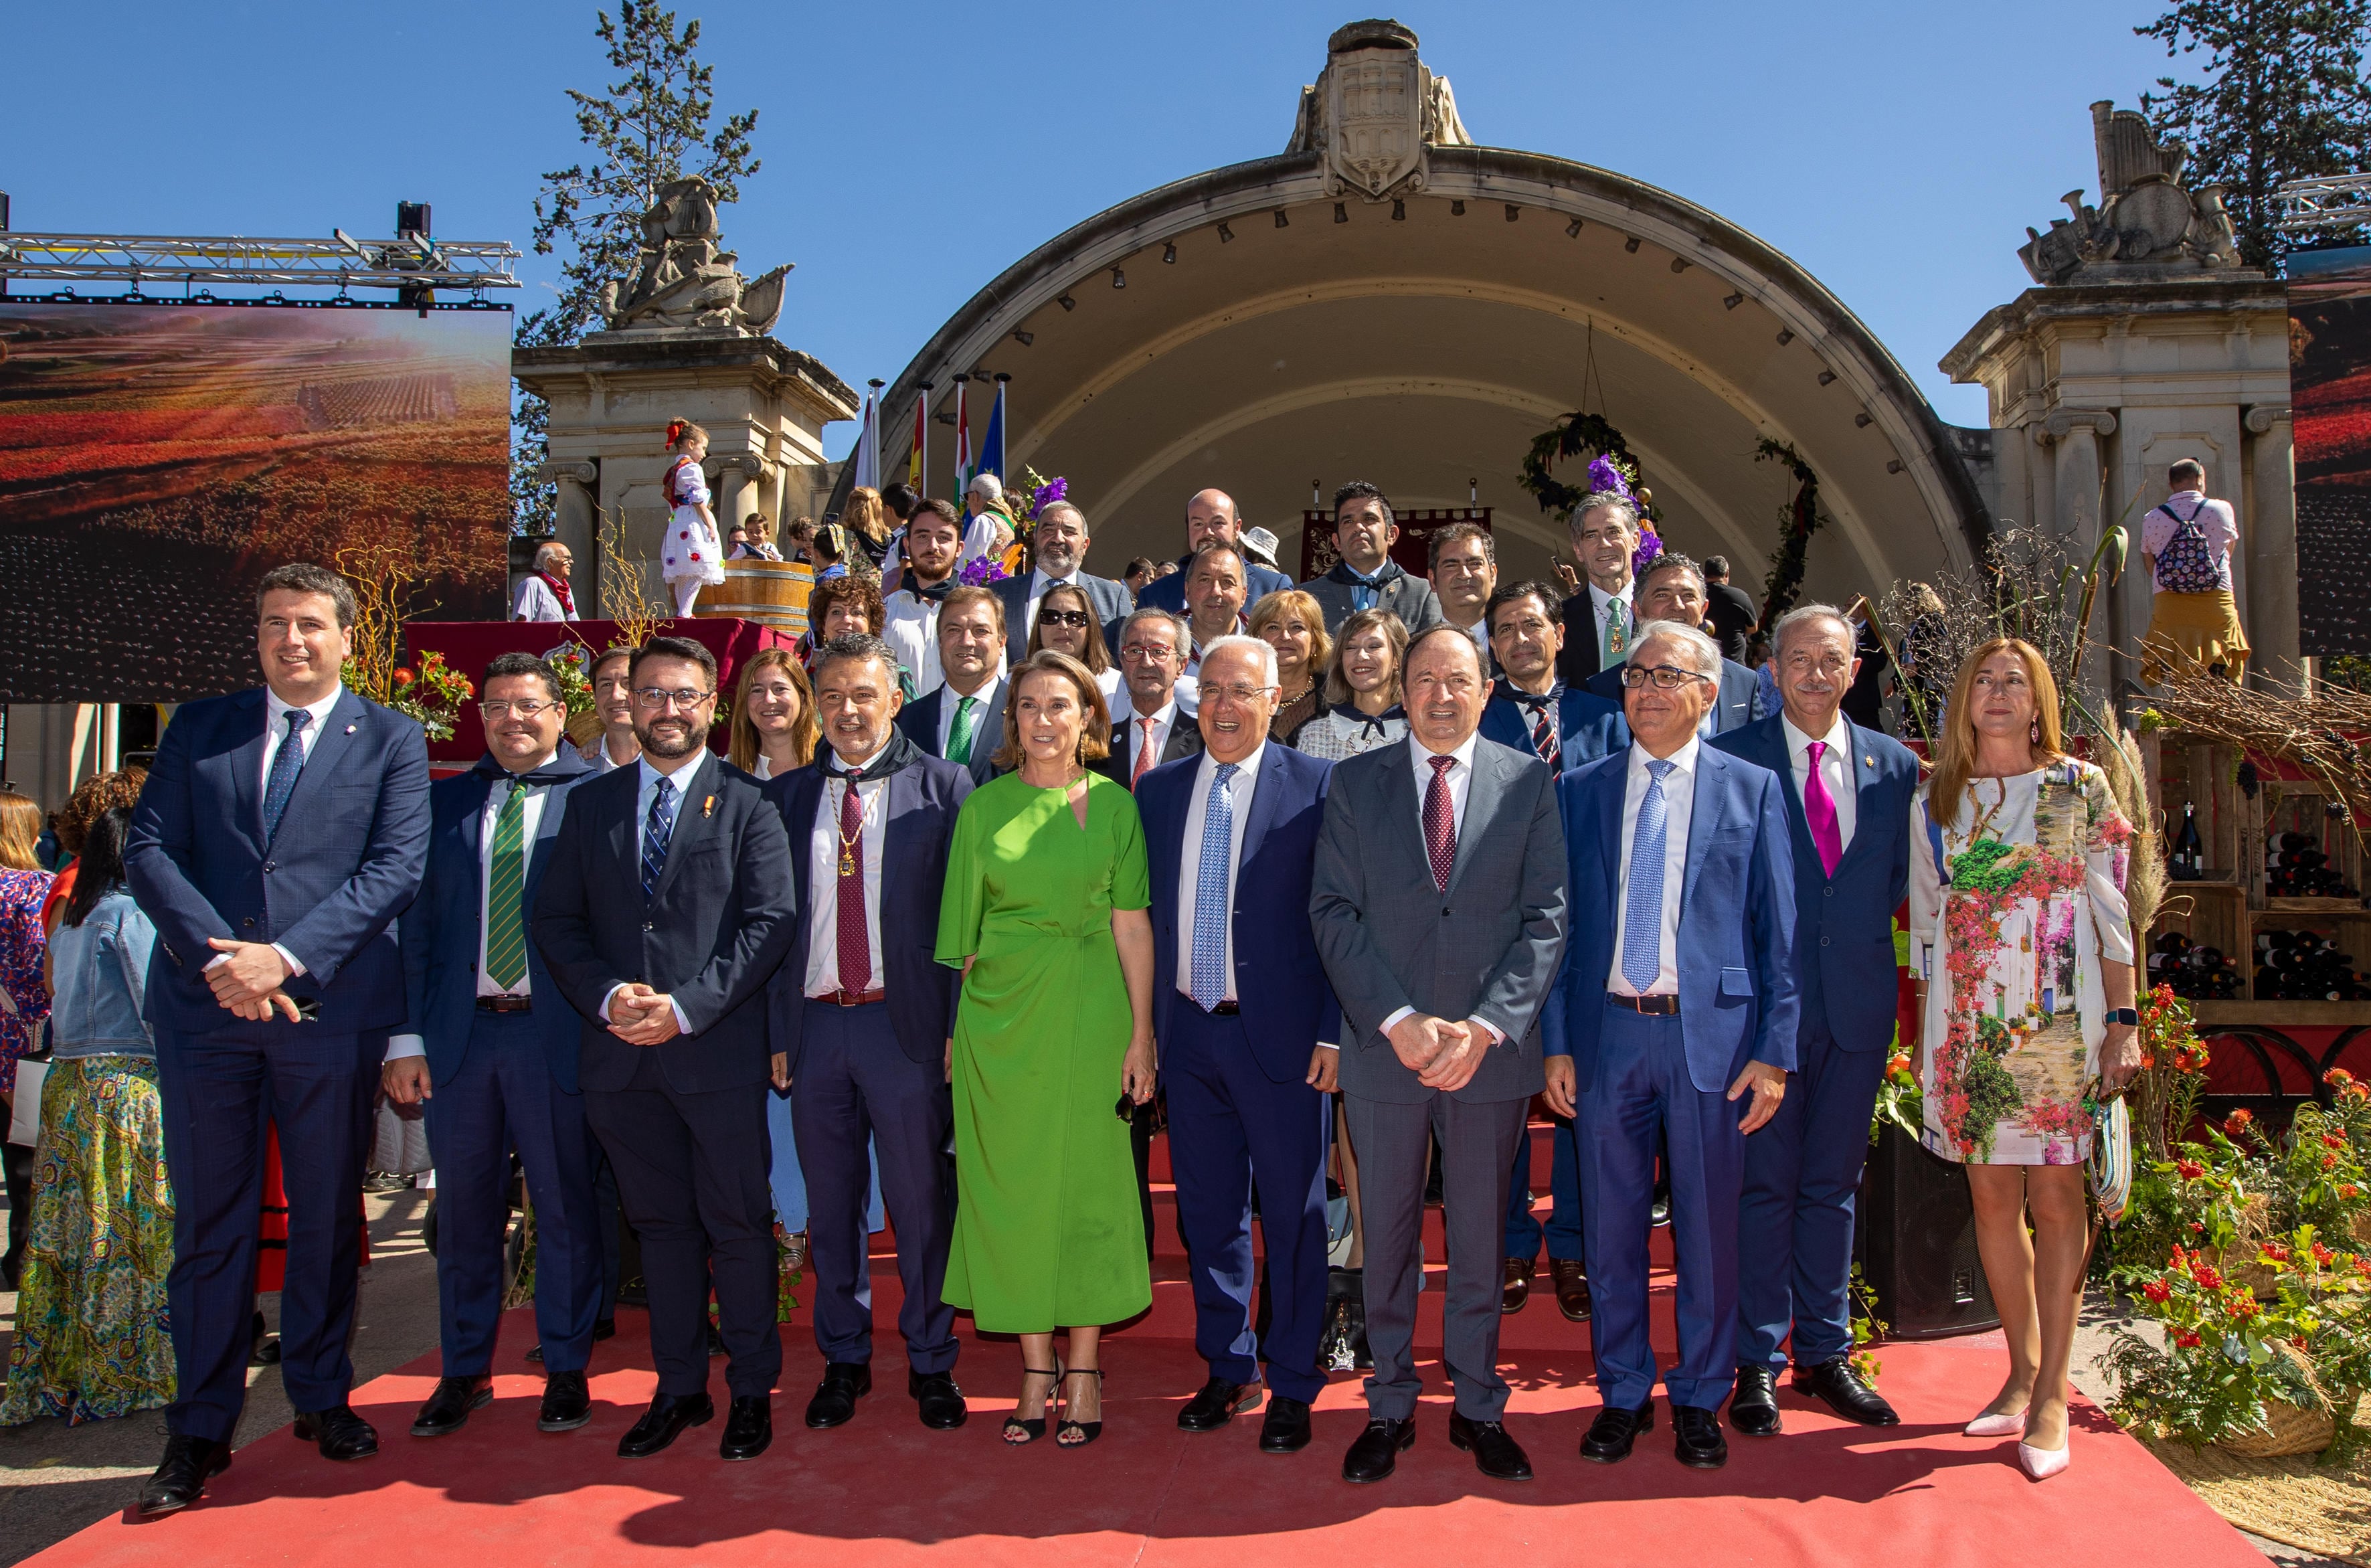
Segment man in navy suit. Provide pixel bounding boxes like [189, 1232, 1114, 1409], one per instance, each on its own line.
[1581, 554, 1760, 734]
[1710, 604, 1917, 1435]
[533, 636, 798, 1463]
[893, 585, 1008, 782]
[383, 652, 604, 1440]
[765, 634, 974, 1434]
[1138, 635, 1338, 1456]
[1544, 618, 1797, 1472]
[988, 499, 1134, 658]
[125, 563, 431, 1514]
[1134, 489, 1292, 617]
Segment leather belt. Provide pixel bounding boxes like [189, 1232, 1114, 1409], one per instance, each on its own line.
[1607, 992, 1680, 1016]
[476, 995, 532, 1014]
[1176, 989, 1239, 1016]
[812, 988, 887, 1007]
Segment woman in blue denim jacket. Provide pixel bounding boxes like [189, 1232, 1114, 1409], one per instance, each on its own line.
[1, 808, 176, 1425]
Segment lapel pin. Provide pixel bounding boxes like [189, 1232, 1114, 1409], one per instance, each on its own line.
[702, 794, 716, 818]
[345, 723, 358, 735]
[1864, 756, 1873, 767]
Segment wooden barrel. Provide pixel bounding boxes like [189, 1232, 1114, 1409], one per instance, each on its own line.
[697, 559, 812, 633]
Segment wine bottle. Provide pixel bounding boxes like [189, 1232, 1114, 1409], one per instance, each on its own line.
[2170, 804, 2205, 881]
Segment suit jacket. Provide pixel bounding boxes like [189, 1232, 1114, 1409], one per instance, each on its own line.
[763, 734, 973, 1075]
[993, 570, 1134, 665]
[893, 679, 1007, 784]
[1556, 590, 1613, 687]
[1140, 744, 1342, 1083]
[1310, 735, 1569, 1104]
[1108, 703, 1205, 788]
[1543, 744, 1801, 1095]
[126, 685, 430, 1035]
[1583, 657, 1761, 735]
[1136, 556, 1293, 616]
[1476, 682, 1626, 770]
[1710, 712, 1917, 1051]
[530, 756, 797, 1094]
[399, 748, 596, 1091]
[1300, 561, 1443, 637]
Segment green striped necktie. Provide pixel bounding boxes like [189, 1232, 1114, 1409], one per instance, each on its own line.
[485, 778, 529, 990]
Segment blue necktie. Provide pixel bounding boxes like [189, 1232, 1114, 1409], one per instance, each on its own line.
[641, 775, 677, 901]
[1621, 759, 1676, 992]
[1347, 569, 1384, 614]
[262, 709, 312, 843]
[1189, 762, 1240, 1011]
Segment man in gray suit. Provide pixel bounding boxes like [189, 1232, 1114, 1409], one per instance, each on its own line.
[1310, 624, 1569, 1486]
[1582, 553, 1759, 734]
[1300, 481, 1443, 637]
[989, 499, 1133, 659]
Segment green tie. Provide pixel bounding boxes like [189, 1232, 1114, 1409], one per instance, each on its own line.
[1603, 595, 1629, 667]
[485, 778, 529, 990]
[947, 694, 979, 766]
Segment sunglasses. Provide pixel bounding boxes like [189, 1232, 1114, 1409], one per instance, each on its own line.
[1039, 610, 1092, 628]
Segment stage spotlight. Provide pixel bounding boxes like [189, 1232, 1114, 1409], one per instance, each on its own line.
[1670, 257, 1689, 273]
[1504, 203, 1519, 222]
[1775, 328, 1794, 345]
[1623, 236, 1642, 252]
[1275, 209, 1290, 228]
[1392, 199, 1405, 220]
[1112, 267, 1126, 288]
[1162, 241, 1176, 263]
[1855, 412, 1873, 428]
[1817, 369, 1836, 385]
[1334, 202, 1348, 224]
[1723, 291, 1744, 309]
[1059, 294, 1075, 311]
[1565, 217, 1583, 238]
[1218, 221, 1234, 242]
[1013, 330, 1034, 347]
[1450, 200, 1466, 215]
[1886, 459, 1905, 474]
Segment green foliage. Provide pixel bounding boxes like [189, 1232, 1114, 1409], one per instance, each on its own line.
[1751, 438, 1824, 632]
[2137, 0, 2371, 271]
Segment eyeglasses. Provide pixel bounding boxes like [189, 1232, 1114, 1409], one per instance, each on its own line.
[1038, 610, 1092, 628]
[1619, 665, 1710, 691]
[632, 687, 716, 710]
[1120, 643, 1177, 663]
[478, 699, 561, 720]
[1196, 682, 1279, 705]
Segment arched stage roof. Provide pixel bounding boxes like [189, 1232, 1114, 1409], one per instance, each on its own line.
[879, 98, 1986, 598]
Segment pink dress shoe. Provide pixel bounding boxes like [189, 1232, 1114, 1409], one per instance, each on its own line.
[2016, 1439, 2069, 1480]
[1963, 1411, 2027, 1438]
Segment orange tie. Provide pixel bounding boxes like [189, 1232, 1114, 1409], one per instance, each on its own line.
[1133, 717, 1158, 784]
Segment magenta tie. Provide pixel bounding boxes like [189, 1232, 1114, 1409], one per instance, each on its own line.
[1802, 739, 1843, 877]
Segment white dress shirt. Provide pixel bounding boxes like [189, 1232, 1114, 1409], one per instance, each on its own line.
[1378, 732, 1496, 1043]
[935, 675, 1004, 759]
[223, 684, 345, 981]
[1124, 698, 1180, 774]
[1607, 737, 1698, 997]
[881, 587, 946, 696]
[582, 733, 638, 774]
[1174, 743, 1265, 1003]
[384, 750, 559, 1062]
[804, 742, 890, 996]
[599, 749, 711, 1031]
[1783, 713, 1856, 855]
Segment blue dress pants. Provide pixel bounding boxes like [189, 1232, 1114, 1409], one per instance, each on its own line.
[1503, 1114, 1585, 1262]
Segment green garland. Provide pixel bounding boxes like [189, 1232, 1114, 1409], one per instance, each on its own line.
[1518, 412, 1662, 525]
[1753, 438, 1824, 629]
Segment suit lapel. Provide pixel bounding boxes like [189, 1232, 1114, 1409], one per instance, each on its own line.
[1444, 744, 1507, 896]
[610, 768, 642, 889]
[652, 759, 722, 902]
[1834, 717, 1883, 875]
[788, 767, 824, 920]
[1375, 741, 1427, 885]
[272, 690, 365, 839]
[1595, 758, 1624, 904]
[1682, 748, 1725, 911]
[1237, 750, 1288, 874]
[228, 689, 269, 847]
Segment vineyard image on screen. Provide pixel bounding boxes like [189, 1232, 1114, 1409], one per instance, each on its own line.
[0, 301, 511, 701]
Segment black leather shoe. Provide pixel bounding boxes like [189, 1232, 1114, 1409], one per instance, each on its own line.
[539, 1370, 592, 1432]
[805, 1362, 872, 1428]
[293, 1404, 379, 1461]
[618, 1391, 714, 1458]
[410, 1375, 493, 1438]
[1259, 1397, 1312, 1454]
[1672, 1403, 1729, 1469]
[706, 1322, 728, 1358]
[1501, 1257, 1535, 1314]
[1448, 1411, 1534, 1481]
[136, 1436, 229, 1517]
[1549, 1259, 1593, 1322]
[1341, 1416, 1416, 1484]
[909, 1369, 968, 1429]
[719, 1395, 772, 1461]
[1729, 1365, 1782, 1437]
[1178, 1377, 1263, 1431]
[1794, 1355, 1901, 1427]
[1581, 1400, 1653, 1463]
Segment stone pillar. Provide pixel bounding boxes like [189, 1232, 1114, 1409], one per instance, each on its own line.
[539, 460, 600, 613]
[2245, 404, 2297, 679]
[1, 701, 116, 812]
[2040, 408, 2118, 695]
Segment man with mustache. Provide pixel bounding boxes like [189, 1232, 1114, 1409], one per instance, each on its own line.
[533, 636, 798, 1463]
[989, 499, 1133, 655]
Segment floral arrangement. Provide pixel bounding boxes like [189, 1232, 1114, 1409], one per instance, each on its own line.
[380, 650, 474, 742]
[957, 553, 1010, 587]
[1013, 466, 1067, 526]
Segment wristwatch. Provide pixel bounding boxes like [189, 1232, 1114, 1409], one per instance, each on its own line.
[2107, 1007, 2139, 1027]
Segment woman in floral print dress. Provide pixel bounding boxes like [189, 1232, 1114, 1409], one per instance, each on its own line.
[1909, 638, 2141, 1480]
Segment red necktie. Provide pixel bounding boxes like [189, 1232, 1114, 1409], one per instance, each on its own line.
[1424, 754, 1457, 891]
[837, 778, 871, 994]
[1133, 717, 1157, 785]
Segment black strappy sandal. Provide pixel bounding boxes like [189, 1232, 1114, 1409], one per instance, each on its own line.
[1003, 1363, 1062, 1446]
[1057, 1367, 1104, 1448]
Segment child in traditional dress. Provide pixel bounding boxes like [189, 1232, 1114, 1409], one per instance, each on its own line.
[660, 419, 724, 616]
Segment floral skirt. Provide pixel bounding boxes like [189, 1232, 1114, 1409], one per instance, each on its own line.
[0, 1057, 176, 1426]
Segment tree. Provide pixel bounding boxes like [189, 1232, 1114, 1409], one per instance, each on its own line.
[511, 3, 761, 531]
[2138, 0, 2371, 272]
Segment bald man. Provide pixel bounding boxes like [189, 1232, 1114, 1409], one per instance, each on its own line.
[1137, 489, 1293, 616]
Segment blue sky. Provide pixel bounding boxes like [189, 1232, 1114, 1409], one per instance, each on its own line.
[5, 1, 2178, 454]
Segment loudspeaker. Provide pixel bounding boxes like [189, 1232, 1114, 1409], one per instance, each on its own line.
[1854, 1124, 2000, 1339]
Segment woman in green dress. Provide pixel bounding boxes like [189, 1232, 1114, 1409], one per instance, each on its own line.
[936, 650, 1158, 1448]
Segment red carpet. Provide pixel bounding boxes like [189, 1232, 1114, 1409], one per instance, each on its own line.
[27, 1136, 2263, 1568]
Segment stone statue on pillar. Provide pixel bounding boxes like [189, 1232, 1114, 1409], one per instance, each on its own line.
[2016, 102, 2249, 286]
[594, 176, 792, 335]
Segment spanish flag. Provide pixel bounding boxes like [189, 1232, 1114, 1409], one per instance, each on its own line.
[907, 394, 925, 491]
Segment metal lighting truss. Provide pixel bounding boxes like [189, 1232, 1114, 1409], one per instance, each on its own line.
[0, 230, 521, 292]
[2275, 174, 2371, 236]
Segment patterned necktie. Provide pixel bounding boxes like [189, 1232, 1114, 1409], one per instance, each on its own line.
[641, 775, 677, 901]
[262, 709, 312, 842]
[1802, 739, 1844, 877]
[1133, 717, 1158, 786]
[1622, 759, 1676, 992]
[1189, 762, 1241, 1011]
[485, 778, 529, 989]
[1603, 596, 1630, 668]
[1423, 754, 1457, 891]
[837, 776, 871, 994]
[1348, 568, 1384, 614]
[947, 694, 979, 766]
[1515, 691, 1560, 770]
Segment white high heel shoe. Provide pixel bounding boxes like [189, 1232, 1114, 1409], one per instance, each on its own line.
[1963, 1411, 2028, 1438]
[2016, 1439, 2070, 1480]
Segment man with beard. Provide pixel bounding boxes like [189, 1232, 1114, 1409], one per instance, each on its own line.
[533, 636, 798, 1462]
[882, 501, 966, 698]
[990, 500, 1133, 654]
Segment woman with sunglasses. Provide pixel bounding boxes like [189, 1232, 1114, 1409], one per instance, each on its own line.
[1025, 582, 1124, 713]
